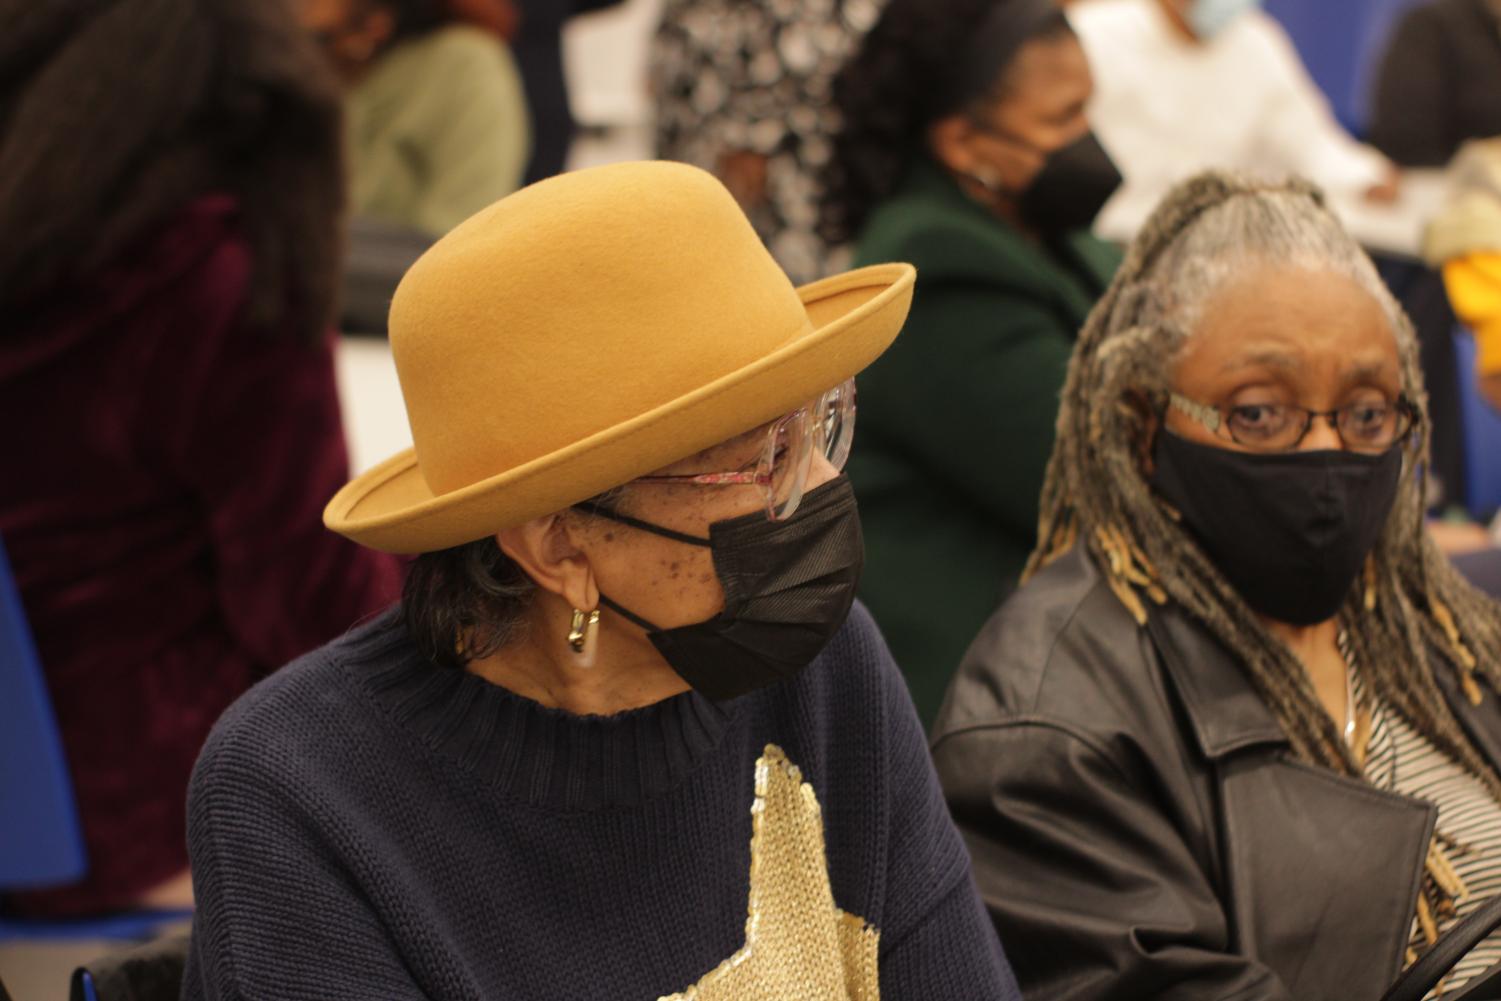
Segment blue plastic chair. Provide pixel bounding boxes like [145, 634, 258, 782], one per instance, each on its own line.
[1453, 328, 1501, 519]
[0, 535, 191, 942]
[0, 535, 87, 892]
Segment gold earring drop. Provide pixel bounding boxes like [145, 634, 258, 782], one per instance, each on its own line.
[568, 608, 601, 668]
[970, 166, 1004, 194]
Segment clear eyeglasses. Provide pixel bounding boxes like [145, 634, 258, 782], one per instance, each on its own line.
[1168, 392, 1418, 454]
[634, 379, 857, 520]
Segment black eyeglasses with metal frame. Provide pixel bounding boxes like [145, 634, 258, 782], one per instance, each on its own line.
[1167, 392, 1419, 454]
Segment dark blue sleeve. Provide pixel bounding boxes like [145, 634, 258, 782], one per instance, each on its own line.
[179, 687, 432, 1001]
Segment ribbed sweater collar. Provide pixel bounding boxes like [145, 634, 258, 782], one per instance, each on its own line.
[342, 613, 735, 812]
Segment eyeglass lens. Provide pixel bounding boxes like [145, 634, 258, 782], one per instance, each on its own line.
[766, 380, 857, 520]
[1224, 401, 1412, 452]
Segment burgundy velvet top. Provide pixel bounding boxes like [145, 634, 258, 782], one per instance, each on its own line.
[0, 195, 401, 916]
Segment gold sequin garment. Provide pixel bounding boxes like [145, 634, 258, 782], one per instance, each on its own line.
[659, 744, 881, 1001]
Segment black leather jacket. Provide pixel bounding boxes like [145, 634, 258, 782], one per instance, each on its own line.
[932, 549, 1501, 1001]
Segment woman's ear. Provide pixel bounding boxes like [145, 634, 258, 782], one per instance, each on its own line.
[927, 114, 981, 177]
[496, 515, 599, 612]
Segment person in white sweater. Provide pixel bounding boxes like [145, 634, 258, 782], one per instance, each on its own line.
[1069, 0, 1399, 240]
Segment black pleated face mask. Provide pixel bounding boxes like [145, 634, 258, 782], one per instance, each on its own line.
[588, 477, 864, 701]
[1017, 130, 1123, 235]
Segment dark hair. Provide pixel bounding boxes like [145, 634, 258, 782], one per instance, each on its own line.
[377, 0, 448, 46]
[0, 0, 344, 343]
[820, 0, 1073, 245]
[403, 536, 538, 670]
[401, 488, 628, 669]
[1030, 171, 1501, 949]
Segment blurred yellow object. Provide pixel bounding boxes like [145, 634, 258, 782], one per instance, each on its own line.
[1444, 254, 1501, 375]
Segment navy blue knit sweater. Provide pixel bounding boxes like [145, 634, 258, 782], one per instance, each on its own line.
[180, 602, 1019, 1000]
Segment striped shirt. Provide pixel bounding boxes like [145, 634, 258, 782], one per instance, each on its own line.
[1352, 658, 1501, 997]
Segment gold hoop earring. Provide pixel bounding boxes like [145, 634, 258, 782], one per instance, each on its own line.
[568, 608, 601, 668]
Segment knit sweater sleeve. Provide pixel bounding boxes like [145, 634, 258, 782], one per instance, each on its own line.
[858, 608, 1022, 1000]
[180, 678, 431, 1001]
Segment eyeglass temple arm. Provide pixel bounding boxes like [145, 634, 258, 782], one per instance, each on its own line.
[1168, 393, 1222, 432]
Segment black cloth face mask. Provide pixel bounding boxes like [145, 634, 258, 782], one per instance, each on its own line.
[1016, 130, 1123, 234]
[1149, 431, 1404, 626]
[579, 477, 864, 702]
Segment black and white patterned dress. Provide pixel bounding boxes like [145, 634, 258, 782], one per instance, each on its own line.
[650, 0, 883, 284]
[1351, 650, 1501, 998]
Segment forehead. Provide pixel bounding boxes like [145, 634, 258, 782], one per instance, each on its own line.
[992, 32, 1092, 116]
[651, 420, 772, 476]
[1172, 263, 1400, 388]
[294, 0, 357, 29]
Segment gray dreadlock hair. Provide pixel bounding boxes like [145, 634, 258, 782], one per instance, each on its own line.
[1031, 171, 1501, 947]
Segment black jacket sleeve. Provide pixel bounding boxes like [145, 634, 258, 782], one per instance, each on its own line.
[933, 721, 1292, 1001]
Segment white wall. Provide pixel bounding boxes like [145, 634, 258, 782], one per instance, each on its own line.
[563, 0, 665, 129]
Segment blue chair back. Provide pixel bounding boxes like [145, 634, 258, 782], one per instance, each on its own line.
[0, 535, 87, 890]
[1453, 329, 1501, 518]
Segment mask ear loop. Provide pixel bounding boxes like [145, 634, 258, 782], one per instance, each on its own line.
[596, 593, 663, 633]
[573, 501, 712, 547]
[573, 503, 713, 635]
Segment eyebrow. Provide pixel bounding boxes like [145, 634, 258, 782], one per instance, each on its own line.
[1220, 350, 1298, 374]
[1340, 360, 1395, 386]
[1218, 350, 1399, 388]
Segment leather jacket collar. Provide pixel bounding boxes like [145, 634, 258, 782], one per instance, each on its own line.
[1148, 590, 1501, 777]
[1146, 604, 1289, 760]
[933, 549, 1501, 1001]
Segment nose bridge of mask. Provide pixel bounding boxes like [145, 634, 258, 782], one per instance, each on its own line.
[1304, 450, 1345, 526]
[578, 478, 858, 627]
[705, 484, 854, 607]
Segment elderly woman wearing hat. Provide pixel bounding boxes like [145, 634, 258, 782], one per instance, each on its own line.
[934, 173, 1501, 1001]
[180, 162, 1019, 1000]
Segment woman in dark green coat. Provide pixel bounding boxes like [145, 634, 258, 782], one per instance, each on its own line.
[822, 0, 1122, 724]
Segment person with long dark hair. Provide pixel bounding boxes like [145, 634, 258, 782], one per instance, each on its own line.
[821, 0, 1122, 723]
[0, 0, 399, 916]
[936, 173, 1501, 1000]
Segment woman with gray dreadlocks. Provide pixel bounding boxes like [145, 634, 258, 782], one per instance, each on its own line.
[932, 171, 1501, 1001]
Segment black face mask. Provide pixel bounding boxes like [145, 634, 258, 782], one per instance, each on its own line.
[582, 477, 864, 702]
[1017, 130, 1123, 234]
[1149, 431, 1404, 626]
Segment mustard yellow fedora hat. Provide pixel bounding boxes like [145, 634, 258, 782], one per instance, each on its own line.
[325, 160, 915, 554]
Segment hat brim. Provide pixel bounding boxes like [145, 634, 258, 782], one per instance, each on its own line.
[325, 262, 916, 554]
